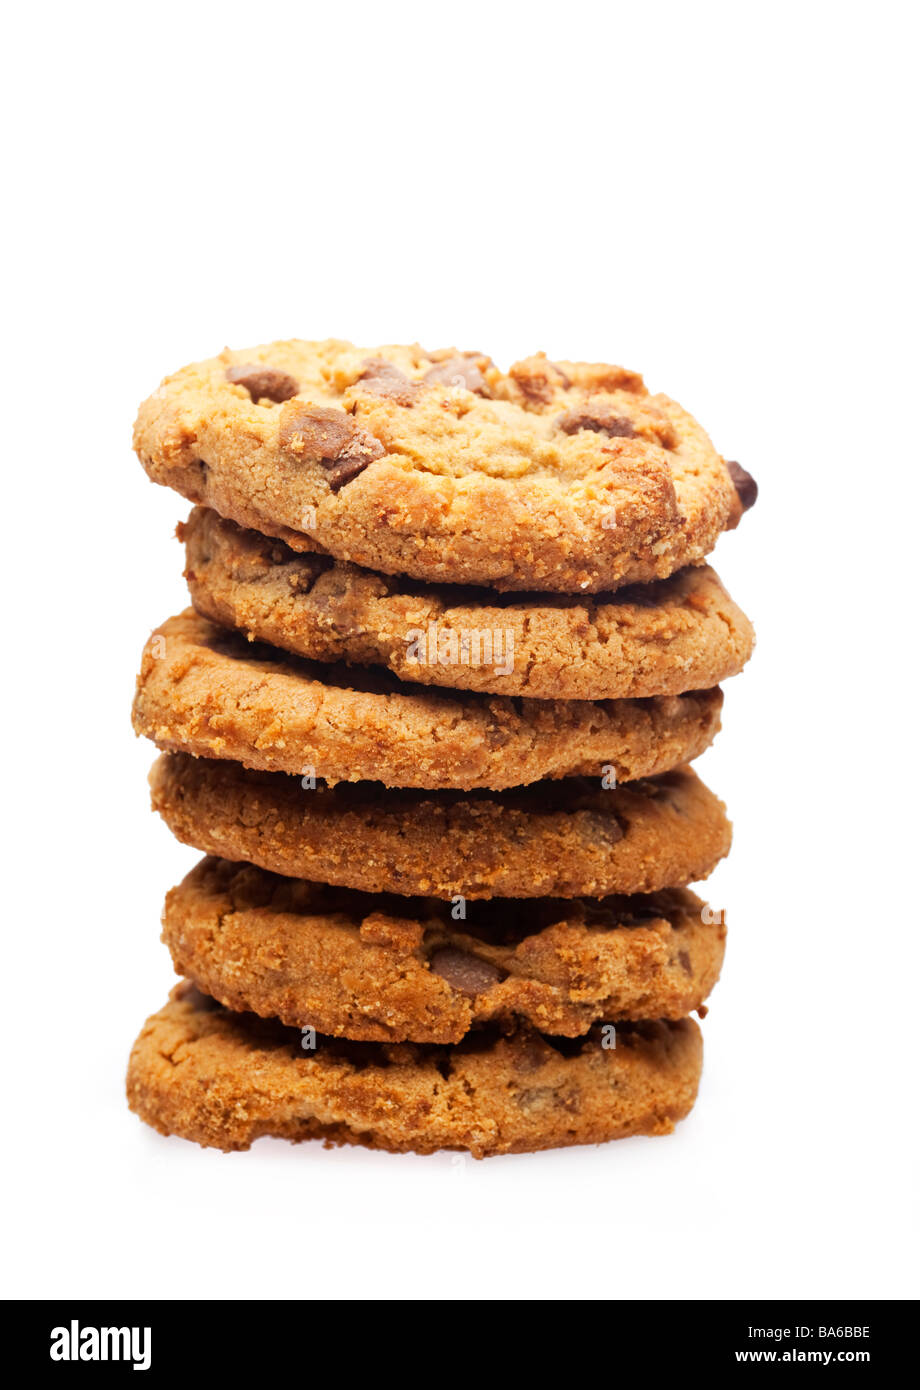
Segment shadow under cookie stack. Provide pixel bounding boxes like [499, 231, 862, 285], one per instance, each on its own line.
[126, 342, 756, 1158]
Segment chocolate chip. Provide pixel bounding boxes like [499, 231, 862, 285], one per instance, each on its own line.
[357, 358, 421, 406]
[422, 355, 489, 395]
[429, 947, 502, 996]
[225, 363, 299, 403]
[279, 404, 355, 460]
[508, 1026, 554, 1074]
[677, 949, 692, 974]
[322, 454, 376, 491]
[556, 405, 636, 438]
[285, 554, 333, 591]
[727, 459, 758, 511]
[278, 402, 385, 491]
[509, 355, 569, 404]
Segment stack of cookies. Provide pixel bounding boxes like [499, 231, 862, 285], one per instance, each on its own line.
[126, 342, 755, 1158]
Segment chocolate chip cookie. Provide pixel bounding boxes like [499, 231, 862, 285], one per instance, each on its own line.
[132, 610, 723, 790]
[150, 754, 731, 899]
[161, 859, 725, 1041]
[133, 340, 756, 593]
[127, 982, 703, 1155]
[182, 506, 754, 700]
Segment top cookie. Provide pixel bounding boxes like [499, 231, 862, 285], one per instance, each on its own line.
[134, 340, 755, 593]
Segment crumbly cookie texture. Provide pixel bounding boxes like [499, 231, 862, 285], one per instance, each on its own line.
[132, 610, 723, 791]
[161, 859, 725, 1041]
[133, 340, 755, 593]
[127, 982, 702, 1155]
[150, 754, 731, 900]
[182, 507, 754, 701]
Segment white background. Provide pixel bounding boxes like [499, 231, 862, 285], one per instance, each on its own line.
[3, 0, 917, 1301]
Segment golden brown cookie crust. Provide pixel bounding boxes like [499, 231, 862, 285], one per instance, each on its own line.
[150, 754, 731, 900]
[132, 610, 723, 790]
[182, 507, 754, 701]
[161, 860, 725, 1041]
[133, 340, 743, 593]
[126, 982, 703, 1155]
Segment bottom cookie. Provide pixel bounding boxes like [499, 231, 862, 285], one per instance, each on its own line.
[127, 983, 702, 1157]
